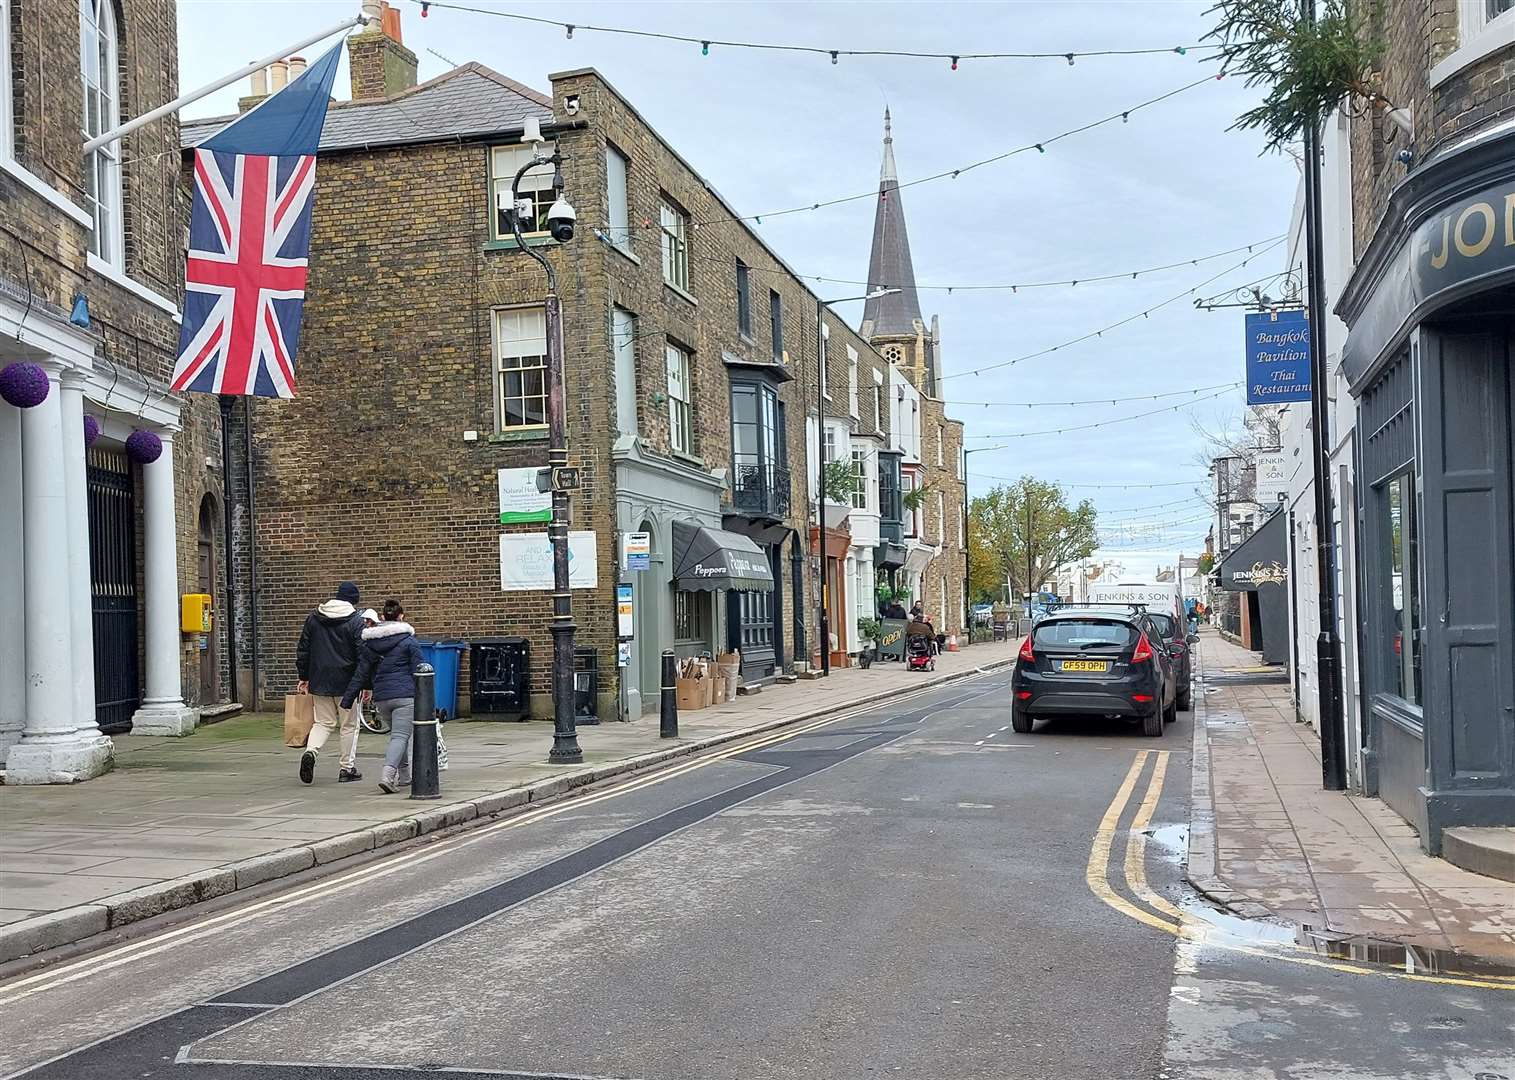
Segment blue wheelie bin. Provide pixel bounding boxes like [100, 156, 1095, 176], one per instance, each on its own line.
[417, 640, 466, 720]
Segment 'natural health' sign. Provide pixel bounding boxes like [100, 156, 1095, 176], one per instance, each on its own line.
[1245, 310, 1311, 404]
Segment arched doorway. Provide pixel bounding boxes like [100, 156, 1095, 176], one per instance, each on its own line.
[197, 495, 220, 705]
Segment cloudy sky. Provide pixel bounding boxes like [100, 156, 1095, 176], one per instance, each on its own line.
[178, 0, 1298, 574]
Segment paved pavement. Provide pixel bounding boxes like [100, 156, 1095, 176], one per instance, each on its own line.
[1189, 629, 1515, 961]
[3, 666, 1511, 1080]
[0, 641, 1016, 945]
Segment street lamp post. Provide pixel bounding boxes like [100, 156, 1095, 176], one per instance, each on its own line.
[503, 133, 583, 765]
[814, 289, 898, 676]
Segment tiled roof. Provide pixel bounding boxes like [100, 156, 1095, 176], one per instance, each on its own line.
[181, 63, 552, 153]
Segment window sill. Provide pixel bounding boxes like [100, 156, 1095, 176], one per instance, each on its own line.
[663, 281, 698, 307]
[488, 426, 549, 443]
[0, 157, 92, 227]
[670, 449, 706, 468]
[87, 253, 180, 317]
[605, 241, 639, 266]
[1430, 14, 1515, 88]
[485, 234, 558, 251]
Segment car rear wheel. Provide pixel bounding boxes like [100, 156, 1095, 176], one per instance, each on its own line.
[1011, 709, 1033, 734]
[1163, 697, 1178, 725]
[1142, 709, 1164, 737]
[1176, 687, 1192, 712]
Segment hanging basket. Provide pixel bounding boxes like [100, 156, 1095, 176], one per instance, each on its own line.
[0, 362, 50, 409]
[83, 414, 101, 448]
[125, 429, 163, 464]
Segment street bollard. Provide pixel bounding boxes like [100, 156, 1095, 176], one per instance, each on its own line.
[410, 663, 441, 800]
[660, 649, 678, 739]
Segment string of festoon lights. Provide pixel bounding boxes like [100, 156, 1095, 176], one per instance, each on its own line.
[942, 239, 1287, 382]
[742, 238, 1284, 295]
[962, 386, 1238, 445]
[945, 381, 1241, 410]
[410, 1, 1223, 67]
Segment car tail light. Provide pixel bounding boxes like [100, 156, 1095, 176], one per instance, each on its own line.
[1132, 632, 1154, 664]
[1019, 635, 1035, 663]
[1016, 691, 1032, 701]
[1132, 693, 1154, 703]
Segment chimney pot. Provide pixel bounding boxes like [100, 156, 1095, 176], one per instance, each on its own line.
[268, 59, 288, 91]
[250, 67, 267, 96]
[287, 55, 307, 79]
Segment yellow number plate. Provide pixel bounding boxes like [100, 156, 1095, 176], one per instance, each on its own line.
[1060, 660, 1110, 673]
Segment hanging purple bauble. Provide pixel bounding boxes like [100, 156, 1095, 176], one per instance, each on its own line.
[83, 414, 101, 448]
[125, 429, 163, 465]
[0, 362, 50, 409]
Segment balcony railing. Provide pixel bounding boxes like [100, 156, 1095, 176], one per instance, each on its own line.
[731, 457, 791, 519]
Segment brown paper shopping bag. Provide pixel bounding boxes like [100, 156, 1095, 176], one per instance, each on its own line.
[283, 693, 316, 747]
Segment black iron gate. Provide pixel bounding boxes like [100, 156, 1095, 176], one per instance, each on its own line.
[88, 448, 139, 734]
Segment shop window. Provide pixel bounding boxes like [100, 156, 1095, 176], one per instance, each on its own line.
[1383, 471, 1422, 706]
[673, 589, 707, 643]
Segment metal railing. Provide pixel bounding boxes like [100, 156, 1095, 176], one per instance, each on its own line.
[731, 458, 791, 518]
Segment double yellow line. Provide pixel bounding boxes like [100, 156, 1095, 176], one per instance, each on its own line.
[1087, 751, 1515, 992]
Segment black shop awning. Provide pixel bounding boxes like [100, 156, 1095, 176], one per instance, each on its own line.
[1219, 509, 1288, 592]
[671, 521, 775, 592]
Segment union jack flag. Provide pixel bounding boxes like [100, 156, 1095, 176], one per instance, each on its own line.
[172, 45, 341, 399]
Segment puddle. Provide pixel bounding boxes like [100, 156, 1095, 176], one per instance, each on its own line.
[1139, 821, 1515, 980]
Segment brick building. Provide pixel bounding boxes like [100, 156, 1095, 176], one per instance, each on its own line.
[1, 0, 222, 783]
[1329, 0, 1515, 849]
[184, 10, 966, 719]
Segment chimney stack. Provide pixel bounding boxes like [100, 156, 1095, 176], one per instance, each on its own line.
[347, 0, 418, 102]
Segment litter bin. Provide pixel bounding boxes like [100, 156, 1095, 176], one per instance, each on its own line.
[470, 637, 530, 720]
[418, 640, 466, 720]
[574, 646, 599, 724]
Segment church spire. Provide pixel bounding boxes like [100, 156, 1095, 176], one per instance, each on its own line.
[881, 106, 897, 183]
[862, 106, 923, 341]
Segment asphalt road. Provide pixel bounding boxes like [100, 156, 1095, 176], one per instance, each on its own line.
[1, 670, 1511, 1080]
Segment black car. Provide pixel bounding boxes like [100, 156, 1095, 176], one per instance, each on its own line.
[1143, 611, 1195, 713]
[1010, 607, 1176, 737]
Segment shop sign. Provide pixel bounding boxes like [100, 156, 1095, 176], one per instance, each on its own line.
[499, 531, 598, 591]
[498, 468, 552, 524]
[1415, 179, 1515, 295]
[1254, 451, 1288, 504]
[623, 531, 651, 572]
[1245, 310, 1311, 404]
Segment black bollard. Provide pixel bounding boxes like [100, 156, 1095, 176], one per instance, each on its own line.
[660, 650, 678, 739]
[410, 663, 441, 800]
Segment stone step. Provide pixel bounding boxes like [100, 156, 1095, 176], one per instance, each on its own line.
[1441, 826, 1515, 883]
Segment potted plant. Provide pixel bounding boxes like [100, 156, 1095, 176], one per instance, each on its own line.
[856, 616, 882, 668]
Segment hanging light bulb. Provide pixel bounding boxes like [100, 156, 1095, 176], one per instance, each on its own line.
[830, 50, 838, 64]
[1034, 143, 1045, 153]
[1065, 53, 1075, 66]
[949, 55, 959, 71]
[1121, 112, 1129, 123]
[420, 0, 430, 14]
[1174, 45, 1187, 55]
[701, 41, 710, 56]
[565, 24, 574, 38]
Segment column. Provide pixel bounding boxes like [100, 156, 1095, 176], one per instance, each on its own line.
[131, 428, 197, 736]
[59, 369, 102, 741]
[0, 402, 24, 755]
[7, 361, 112, 783]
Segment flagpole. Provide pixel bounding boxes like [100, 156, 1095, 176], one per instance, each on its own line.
[83, 14, 368, 155]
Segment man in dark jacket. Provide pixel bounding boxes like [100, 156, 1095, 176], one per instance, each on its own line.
[295, 581, 365, 784]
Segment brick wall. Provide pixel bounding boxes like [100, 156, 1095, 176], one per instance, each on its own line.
[1349, 0, 1515, 257]
[4, 0, 222, 709]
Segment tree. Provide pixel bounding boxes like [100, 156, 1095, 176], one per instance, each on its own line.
[967, 527, 1002, 603]
[1205, 0, 1384, 151]
[971, 477, 1099, 600]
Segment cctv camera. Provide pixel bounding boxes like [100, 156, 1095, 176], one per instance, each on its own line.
[547, 196, 577, 243]
[1396, 147, 1414, 167]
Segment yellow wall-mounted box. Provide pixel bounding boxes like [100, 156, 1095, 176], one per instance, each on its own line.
[181, 593, 212, 634]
